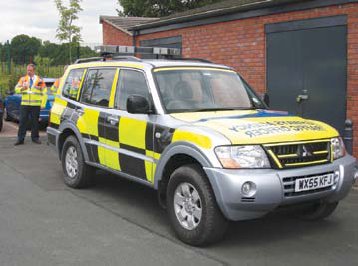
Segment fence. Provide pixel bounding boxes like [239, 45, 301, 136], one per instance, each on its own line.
[0, 62, 65, 97]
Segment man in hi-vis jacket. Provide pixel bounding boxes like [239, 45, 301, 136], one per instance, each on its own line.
[14, 64, 46, 145]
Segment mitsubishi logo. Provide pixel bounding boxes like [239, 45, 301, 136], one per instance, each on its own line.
[298, 145, 312, 157]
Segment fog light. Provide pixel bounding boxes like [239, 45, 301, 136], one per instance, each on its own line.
[332, 171, 340, 190]
[241, 181, 257, 197]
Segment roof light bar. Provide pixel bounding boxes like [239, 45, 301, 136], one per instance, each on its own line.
[95, 45, 181, 56]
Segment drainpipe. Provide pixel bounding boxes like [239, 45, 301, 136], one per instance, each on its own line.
[132, 30, 137, 47]
[132, 30, 138, 58]
[343, 119, 353, 155]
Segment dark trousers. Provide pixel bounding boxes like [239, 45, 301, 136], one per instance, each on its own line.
[17, 105, 40, 141]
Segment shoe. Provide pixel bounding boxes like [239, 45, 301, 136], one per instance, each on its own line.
[32, 139, 41, 144]
[14, 140, 24, 146]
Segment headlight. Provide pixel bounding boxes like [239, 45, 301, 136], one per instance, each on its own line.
[215, 145, 271, 169]
[331, 137, 345, 160]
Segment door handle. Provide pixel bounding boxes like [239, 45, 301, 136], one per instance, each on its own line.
[76, 108, 85, 115]
[296, 89, 309, 103]
[107, 116, 119, 125]
[296, 94, 309, 103]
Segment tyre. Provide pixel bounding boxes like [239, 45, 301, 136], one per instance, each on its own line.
[167, 164, 228, 246]
[295, 201, 339, 221]
[4, 108, 11, 121]
[61, 135, 94, 188]
[0, 114, 3, 132]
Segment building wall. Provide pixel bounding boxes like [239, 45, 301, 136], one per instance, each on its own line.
[102, 21, 133, 46]
[102, 3, 358, 156]
[135, 3, 358, 157]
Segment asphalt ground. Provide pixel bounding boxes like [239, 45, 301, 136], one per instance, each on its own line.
[0, 120, 357, 266]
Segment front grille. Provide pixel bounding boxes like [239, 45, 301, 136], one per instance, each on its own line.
[282, 172, 336, 197]
[264, 140, 331, 169]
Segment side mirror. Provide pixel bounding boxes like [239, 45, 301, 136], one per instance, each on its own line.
[261, 92, 270, 107]
[6, 90, 14, 95]
[127, 95, 152, 114]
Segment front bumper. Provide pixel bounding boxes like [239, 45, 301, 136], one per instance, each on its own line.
[204, 155, 357, 221]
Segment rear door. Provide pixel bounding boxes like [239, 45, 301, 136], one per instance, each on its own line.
[78, 68, 117, 167]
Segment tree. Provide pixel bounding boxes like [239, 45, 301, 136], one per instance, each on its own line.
[117, 0, 224, 17]
[10, 35, 41, 65]
[38, 41, 59, 58]
[54, 0, 83, 64]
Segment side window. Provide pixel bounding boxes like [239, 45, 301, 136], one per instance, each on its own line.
[114, 69, 150, 110]
[62, 69, 85, 100]
[80, 68, 116, 107]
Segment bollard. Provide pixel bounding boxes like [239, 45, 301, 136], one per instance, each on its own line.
[343, 119, 353, 155]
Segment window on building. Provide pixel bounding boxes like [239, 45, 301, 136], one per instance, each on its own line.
[80, 68, 116, 107]
[140, 36, 182, 59]
[114, 69, 150, 110]
[62, 68, 85, 100]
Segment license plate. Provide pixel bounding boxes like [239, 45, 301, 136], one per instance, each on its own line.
[294, 173, 334, 192]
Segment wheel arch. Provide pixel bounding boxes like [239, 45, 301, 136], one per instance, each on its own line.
[154, 142, 213, 207]
[57, 122, 89, 162]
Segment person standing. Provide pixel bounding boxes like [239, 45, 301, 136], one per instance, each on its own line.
[50, 65, 68, 95]
[14, 64, 46, 145]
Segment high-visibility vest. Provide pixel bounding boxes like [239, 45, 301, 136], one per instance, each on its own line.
[50, 78, 61, 95]
[15, 75, 46, 107]
[69, 78, 80, 99]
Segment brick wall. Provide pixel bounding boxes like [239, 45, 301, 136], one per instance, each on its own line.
[136, 3, 358, 157]
[102, 21, 133, 46]
[102, 3, 358, 157]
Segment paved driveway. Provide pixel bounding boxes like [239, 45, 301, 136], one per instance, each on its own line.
[0, 136, 357, 266]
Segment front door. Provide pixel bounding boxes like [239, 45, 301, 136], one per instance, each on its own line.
[108, 68, 155, 183]
[266, 16, 347, 134]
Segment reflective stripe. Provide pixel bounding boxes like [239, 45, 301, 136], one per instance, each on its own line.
[83, 139, 156, 163]
[25, 92, 44, 96]
[21, 100, 42, 103]
[21, 99, 42, 106]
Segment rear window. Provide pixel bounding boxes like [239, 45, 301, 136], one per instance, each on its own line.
[80, 68, 116, 107]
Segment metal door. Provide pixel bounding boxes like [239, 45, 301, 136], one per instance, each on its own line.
[266, 16, 347, 134]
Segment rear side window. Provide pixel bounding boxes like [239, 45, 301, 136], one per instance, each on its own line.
[114, 69, 150, 110]
[62, 69, 85, 100]
[80, 68, 116, 107]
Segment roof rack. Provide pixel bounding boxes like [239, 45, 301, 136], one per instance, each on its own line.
[166, 58, 213, 64]
[74, 55, 142, 64]
[75, 45, 212, 65]
[74, 57, 105, 64]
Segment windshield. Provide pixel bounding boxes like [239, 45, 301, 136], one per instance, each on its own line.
[154, 68, 265, 113]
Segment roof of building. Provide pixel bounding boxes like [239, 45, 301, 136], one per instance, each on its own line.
[129, 0, 308, 30]
[99, 16, 158, 35]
